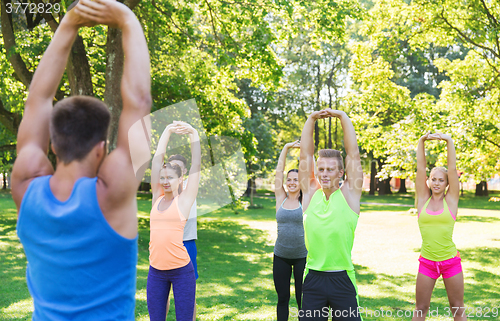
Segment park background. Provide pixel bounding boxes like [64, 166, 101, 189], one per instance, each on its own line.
[1, 0, 499, 320]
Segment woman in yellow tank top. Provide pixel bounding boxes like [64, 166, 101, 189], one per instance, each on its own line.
[148, 121, 201, 321]
[414, 132, 465, 321]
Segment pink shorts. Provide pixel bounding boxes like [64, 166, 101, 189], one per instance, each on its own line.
[418, 253, 462, 279]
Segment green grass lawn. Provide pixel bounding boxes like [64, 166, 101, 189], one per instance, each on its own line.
[1, 189, 500, 320]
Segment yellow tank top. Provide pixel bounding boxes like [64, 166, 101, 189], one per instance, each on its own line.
[418, 197, 457, 261]
[149, 196, 190, 270]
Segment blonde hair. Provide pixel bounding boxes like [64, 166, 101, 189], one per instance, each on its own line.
[430, 166, 448, 183]
[318, 149, 344, 170]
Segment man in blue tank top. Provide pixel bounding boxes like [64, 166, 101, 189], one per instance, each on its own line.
[11, 1, 151, 320]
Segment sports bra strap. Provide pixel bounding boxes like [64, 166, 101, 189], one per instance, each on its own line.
[281, 196, 303, 209]
[418, 198, 431, 218]
[280, 197, 287, 208]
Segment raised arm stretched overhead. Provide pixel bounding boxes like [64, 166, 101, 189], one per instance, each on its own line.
[416, 133, 431, 211]
[299, 110, 328, 211]
[151, 123, 177, 205]
[175, 122, 201, 219]
[417, 133, 459, 216]
[327, 109, 363, 214]
[441, 134, 459, 212]
[11, 3, 98, 211]
[77, 0, 152, 238]
[299, 109, 362, 213]
[275, 140, 300, 209]
[151, 121, 200, 219]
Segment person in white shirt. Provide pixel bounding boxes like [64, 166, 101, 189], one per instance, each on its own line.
[165, 154, 198, 320]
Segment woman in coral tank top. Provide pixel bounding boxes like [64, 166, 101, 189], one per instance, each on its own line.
[148, 121, 201, 321]
[413, 132, 465, 321]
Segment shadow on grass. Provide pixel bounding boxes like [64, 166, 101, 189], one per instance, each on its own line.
[361, 193, 415, 206]
[458, 215, 500, 223]
[196, 220, 276, 310]
[135, 218, 277, 320]
[1, 189, 498, 320]
[360, 205, 411, 212]
[460, 247, 500, 268]
[133, 215, 500, 320]
[0, 211, 31, 320]
[203, 197, 277, 222]
[431, 248, 500, 310]
[351, 247, 500, 319]
[354, 263, 416, 317]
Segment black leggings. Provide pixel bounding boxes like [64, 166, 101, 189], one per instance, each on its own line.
[273, 254, 307, 321]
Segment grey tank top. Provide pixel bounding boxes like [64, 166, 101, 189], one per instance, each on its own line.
[274, 198, 308, 259]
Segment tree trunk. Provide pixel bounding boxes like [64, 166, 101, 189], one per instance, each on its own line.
[398, 178, 407, 193]
[104, 27, 125, 150]
[125, 0, 142, 9]
[0, 0, 141, 141]
[220, 156, 238, 213]
[66, 35, 94, 96]
[383, 177, 392, 194]
[1, 0, 33, 88]
[0, 99, 21, 135]
[482, 181, 488, 196]
[379, 178, 387, 195]
[377, 159, 390, 195]
[249, 177, 255, 207]
[475, 182, 483, 196]
[474, 183, 483, 196]
[0, 0, 80, 137]
[369, 158, 377, 195]
[2, 171, 6, 189]
[378, 185, 385, 195]
[245, 178, 251, 197]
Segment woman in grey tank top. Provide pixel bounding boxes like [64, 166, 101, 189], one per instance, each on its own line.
[273, 141, 307, 321]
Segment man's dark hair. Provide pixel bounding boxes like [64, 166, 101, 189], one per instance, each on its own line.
[50, 96, 110, 164]
[167, 154, 188, 168]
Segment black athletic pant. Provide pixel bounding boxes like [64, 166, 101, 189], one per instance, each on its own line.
[300, 270, 361, 321]
[273, 254, 307, 321]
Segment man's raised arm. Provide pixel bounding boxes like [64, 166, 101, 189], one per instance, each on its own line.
[299, 111, 327, 209]
[329, 110, 363, 198]
[78, 0, 152, 193]
[11, 7, 94, 209]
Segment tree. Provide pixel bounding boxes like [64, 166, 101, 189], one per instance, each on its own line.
[366, 0, 500, 189]
[347, 40, 415, 194]
[1, 0, 142, 146]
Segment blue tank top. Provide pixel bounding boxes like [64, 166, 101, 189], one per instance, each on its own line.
[17, 176, 138, 321]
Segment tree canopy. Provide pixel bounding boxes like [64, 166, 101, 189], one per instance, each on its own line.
[1, 0, 498, 194]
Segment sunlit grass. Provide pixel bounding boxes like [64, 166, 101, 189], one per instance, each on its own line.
[1, 189, 499, 320]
